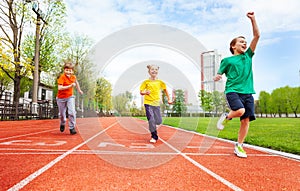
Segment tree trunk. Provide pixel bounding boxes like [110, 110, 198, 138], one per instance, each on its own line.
[13, 75, 21, 120]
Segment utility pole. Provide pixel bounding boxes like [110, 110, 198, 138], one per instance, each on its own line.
[32, 14, 41, 111]
[27, 0, 47, 113]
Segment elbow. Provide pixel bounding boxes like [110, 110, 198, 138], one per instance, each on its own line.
[255, 31, 260, 39]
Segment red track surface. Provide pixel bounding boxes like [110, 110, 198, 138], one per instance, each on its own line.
[0, 117, 299, 191]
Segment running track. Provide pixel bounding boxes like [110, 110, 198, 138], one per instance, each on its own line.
[0, 117, 299, 191]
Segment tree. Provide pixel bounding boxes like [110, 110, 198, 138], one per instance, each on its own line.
[199, 90, 213, 114]
[22, 0, 67, 91]
[212, 91, 226, 114]
[172, 89, 187, 116]
[258, 91, 271, 117]
[112, 91, 132, 116]
[94, 77, 112, 114]
[63, 34, 95, 110]
[271, 87, 289, 117]
[0, 41, 13, 98]
[0, 0, 33, 118]
[284, 86, 299, 117]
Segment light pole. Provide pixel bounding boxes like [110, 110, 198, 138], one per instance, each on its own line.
[26, 0, 46, 113]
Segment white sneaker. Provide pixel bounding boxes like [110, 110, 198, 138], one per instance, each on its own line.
[234, 144, 247, 158]
[150, 138, 157, 143]
[217, 113, 227, 130]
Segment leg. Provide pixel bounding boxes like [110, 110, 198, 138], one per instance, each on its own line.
[56, 98, 67, 126]
[238, 94, 255, 144]
[153, 106, 162, 125]
[66, 96, 76, 130]
[238, 117, 250, 144]
[217, 93, 246, 130]
[234, 94, 255, 158]
[227, 108, 245, 119]
[145, 104, 158, 140]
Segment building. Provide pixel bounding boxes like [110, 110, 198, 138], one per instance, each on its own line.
[200, 50, 224, 93]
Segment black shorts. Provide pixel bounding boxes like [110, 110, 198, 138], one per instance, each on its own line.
[226, 92, 256, 121]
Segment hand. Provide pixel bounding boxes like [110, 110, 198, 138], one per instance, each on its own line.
[79, 90, 83, 95]
[247, 12, 255, 19]
[142, 90, 151, 95]
[72, 83, 76, 87]
[213, 74, 222, 81]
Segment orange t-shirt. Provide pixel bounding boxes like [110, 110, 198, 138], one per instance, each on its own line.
[57, 74, 76, 99]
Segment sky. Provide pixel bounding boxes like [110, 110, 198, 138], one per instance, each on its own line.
[64, 0, 300, 101]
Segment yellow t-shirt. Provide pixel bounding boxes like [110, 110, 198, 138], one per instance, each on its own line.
[140, 79, 166, 106]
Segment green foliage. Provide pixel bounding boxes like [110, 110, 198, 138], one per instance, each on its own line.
[258, 86, 300, 117]
[113, 91, 133, 115]
[172, 89, 187, 115]
[258, 91, 270, 116]
[198, 90, 227, 114]
[95, 77, 112, 112]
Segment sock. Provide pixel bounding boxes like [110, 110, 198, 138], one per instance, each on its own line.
[225, 114, 232, 120]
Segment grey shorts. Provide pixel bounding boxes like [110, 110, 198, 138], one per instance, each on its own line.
[226, 92, 256, 121]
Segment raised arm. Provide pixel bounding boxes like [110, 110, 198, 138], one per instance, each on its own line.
[247, 12, 260, 53]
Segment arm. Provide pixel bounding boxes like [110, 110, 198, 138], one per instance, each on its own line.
[163, 89, 173, 104]
[75, 80, 83, 95]
[140, 90, 150, 95]
[213, 74, 222, 81]
[58, 83, 75, 91]
[247, 12, 260, 52]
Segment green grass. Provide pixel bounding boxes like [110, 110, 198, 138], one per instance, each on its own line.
[138, 117, 300, 155]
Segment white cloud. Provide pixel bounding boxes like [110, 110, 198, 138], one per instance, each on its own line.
[65, 0, 300, 98]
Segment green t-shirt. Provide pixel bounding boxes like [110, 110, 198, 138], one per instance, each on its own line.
[217, 48, 255, 94]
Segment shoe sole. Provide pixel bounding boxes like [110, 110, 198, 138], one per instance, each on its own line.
[60, 126, 65, 132]
[70, 129, 77, 135]
[234, 150, 247, 158]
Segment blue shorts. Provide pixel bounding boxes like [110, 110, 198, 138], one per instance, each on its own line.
[226, 92, 256, 121]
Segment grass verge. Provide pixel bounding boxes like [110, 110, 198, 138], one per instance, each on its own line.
[138, 117, 300, 155]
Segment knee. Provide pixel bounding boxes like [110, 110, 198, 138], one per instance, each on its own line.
[148, 117, 155, 123]
[156, 119, 162, 125]
[68, 110, 76, 117]
[236, 108, 245, 117]
[240, 118, 250, 127]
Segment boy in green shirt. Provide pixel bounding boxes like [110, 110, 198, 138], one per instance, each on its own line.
[214, 12, 260, 158]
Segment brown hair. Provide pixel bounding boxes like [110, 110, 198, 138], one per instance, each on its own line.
[229, 36, 245, 54]
[63, 61, 74, 69]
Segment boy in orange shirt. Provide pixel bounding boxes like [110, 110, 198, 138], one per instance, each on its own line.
[56, 62, 83, 134]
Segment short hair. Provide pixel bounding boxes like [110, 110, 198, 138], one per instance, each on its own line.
[63, 61, 74, 69]
[147, 64, 159, 70]
[229, 36, 245, 54]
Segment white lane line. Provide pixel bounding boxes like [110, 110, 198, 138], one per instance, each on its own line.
[0, 148, 277, 157]
[136, 120, 243, 191]
[7, 121, 117, 191]
[159, 138, 244, 191]
[163, 124, 300, 161]
[0, 129, 55, 141]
